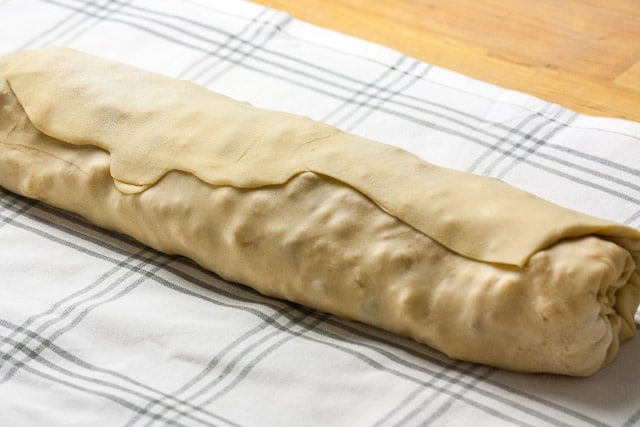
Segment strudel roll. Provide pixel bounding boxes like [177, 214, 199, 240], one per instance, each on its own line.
[1, 47, 638, 375]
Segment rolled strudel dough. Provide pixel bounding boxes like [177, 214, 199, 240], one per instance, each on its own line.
[1, 47, 638, 375]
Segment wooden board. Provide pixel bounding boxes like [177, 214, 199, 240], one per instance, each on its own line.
[251, 0, 640, 123]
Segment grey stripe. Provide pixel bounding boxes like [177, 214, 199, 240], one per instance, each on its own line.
[152, 261, 596, 426]
[468, 108, 545, 174]
[623, 408, 640, 427]
[0, 248, 148, 362]
[35, 0, 106, 47]
[0, 318, 230, 425]
[156, 312, 325, 427]
[344, 61, 428, 132]
[0, 323, 237, 427]
[0, 255, 167, 385]
[321, 56, 406, 124]
[0, 196, 34, 230]
[0, 336, 238, 427]
[374, 385, 427, 427]
[0, 251, 156, 354]
[2, 1, 636, 426]
[372, 361, 460, 427]
[416, 368, 502, 427]
[496, 113, 577, 179]
[0, 203, 321, 426]
[0, 204, 576, 426]
[318, 314, 612, 426]
[37, 0, 640, 195]
[0, 186, 612, 426]
[297, 326, 533, 426]
[372, 109, 640, 200]
[0, 195, 291, 315]
[125, 305, 299, 427]
[337, 59, 421, 130]
[194, 11, 275, 83]
[38, 0, 640, 157]
[178, 8, 272, 80]
[53, 0, 130, 46]
[200, 15, 292, 87]
[394, 367, 494, 427]
[16, 0, 85, 49]
[624, 208, 640, 226]
[170, 314, 328, 426]
[82, 0, 640, 152]
[481, 105, 555, 175]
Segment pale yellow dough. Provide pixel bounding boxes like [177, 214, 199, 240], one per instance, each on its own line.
[1, 47, 639, 375]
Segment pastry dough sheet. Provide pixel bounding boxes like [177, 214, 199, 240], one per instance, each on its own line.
[1, 48, 639, 376]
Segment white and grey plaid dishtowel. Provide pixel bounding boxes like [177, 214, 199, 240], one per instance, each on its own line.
[1, 1, 640, 426]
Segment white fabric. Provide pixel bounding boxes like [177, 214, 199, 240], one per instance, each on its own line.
[0, 1, 639, 426]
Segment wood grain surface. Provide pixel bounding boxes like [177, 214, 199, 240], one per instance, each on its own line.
[250, 0, 640, 123]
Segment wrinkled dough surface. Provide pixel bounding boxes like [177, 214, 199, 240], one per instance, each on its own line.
[1, 49, 639, 376]
[1, 138, 637, 376]
[5, 47, 640, 267]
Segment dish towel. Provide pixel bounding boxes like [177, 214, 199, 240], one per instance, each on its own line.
[1, 1, 640, 426]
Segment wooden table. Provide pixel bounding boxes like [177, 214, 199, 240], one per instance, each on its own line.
[250, 0, 640, 123]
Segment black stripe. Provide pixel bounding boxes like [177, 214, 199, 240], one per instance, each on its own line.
[0, 201, 583, 425]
